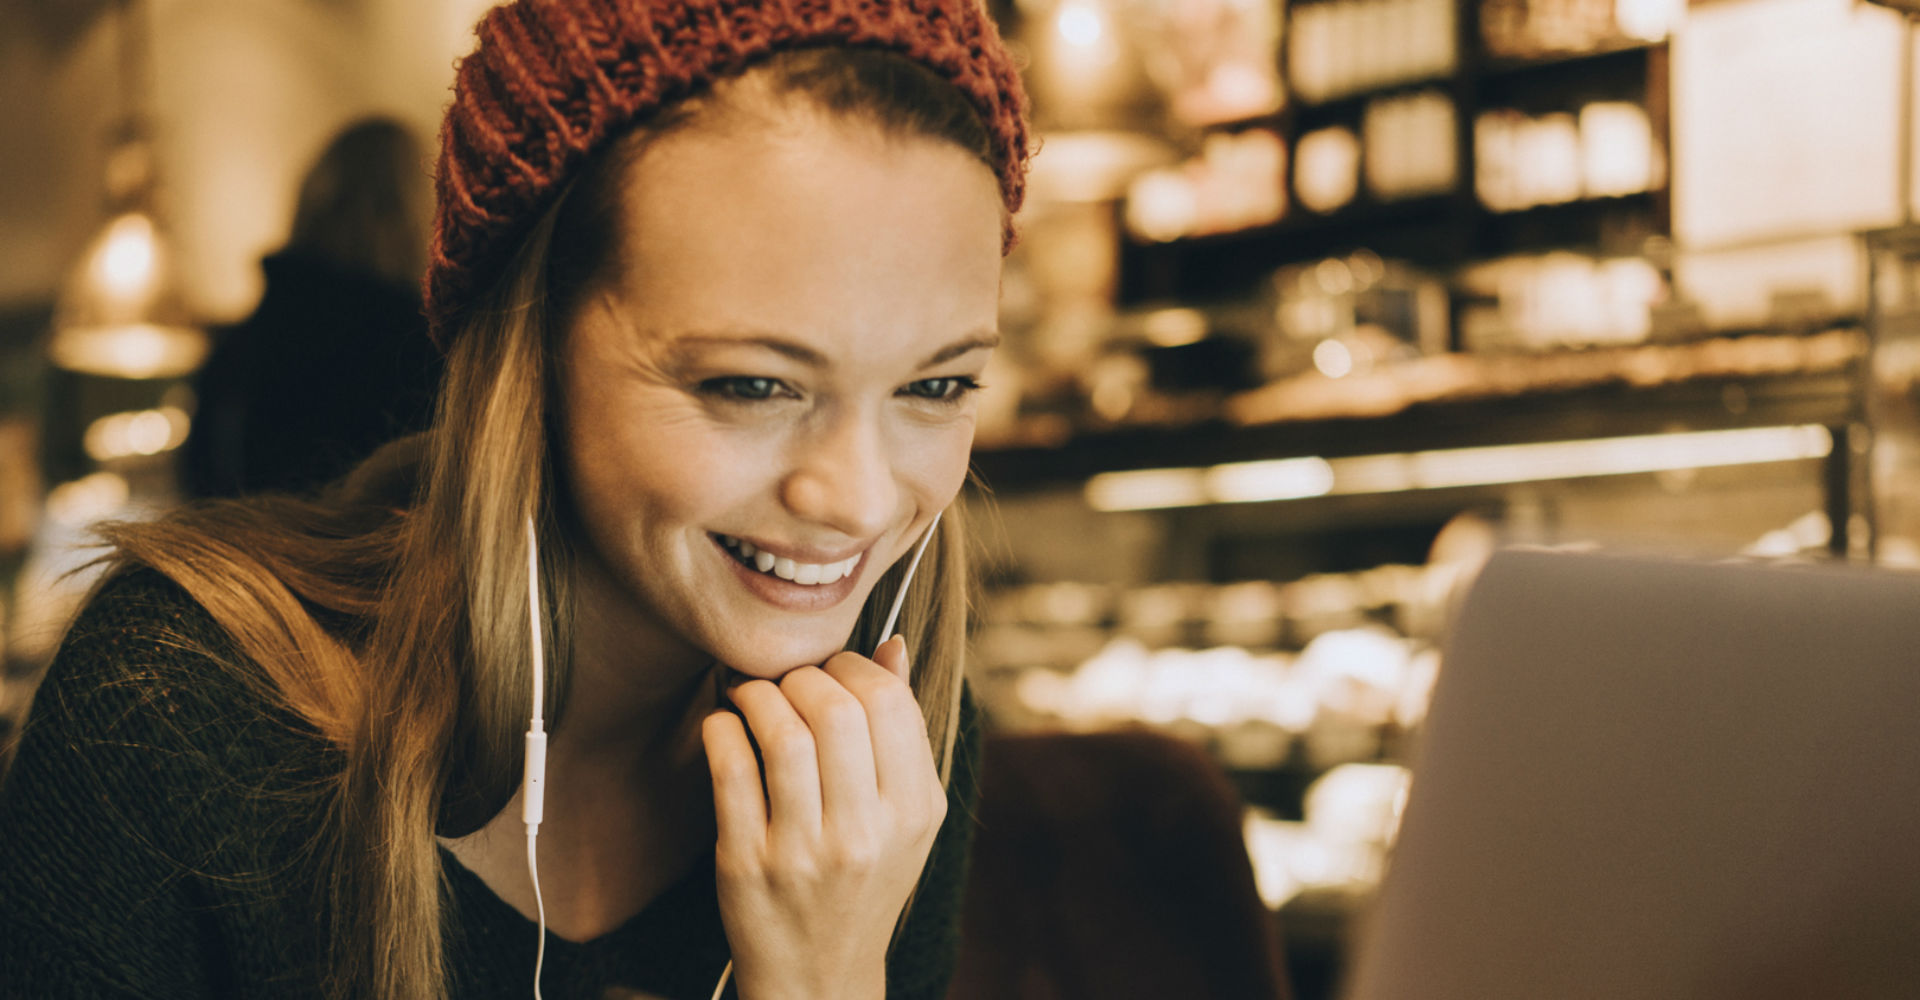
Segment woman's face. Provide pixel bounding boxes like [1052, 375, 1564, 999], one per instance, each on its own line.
[558, 106, 1003, 680]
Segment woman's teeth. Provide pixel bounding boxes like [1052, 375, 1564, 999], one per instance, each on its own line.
[719, 535, 859, 585]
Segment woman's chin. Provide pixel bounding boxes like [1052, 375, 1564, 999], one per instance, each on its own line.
[710, 632, 858, 681]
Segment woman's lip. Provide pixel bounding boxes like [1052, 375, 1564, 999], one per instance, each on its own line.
[710, 534, 865, 611]
[710, 531, 870, 565]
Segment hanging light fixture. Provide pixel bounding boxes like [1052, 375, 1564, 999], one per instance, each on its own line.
[49, 0, 206, 380]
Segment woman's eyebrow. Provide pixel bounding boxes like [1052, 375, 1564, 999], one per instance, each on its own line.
[665, 330, 1001, 370]
[917, 331, 1000, 369]
[667, 333, 828, 368]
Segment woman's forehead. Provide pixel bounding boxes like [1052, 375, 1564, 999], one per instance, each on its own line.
[615, 106, 1001, 229]
[586, 114, 1004, 352]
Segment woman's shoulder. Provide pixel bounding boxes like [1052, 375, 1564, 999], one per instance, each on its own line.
[67, 561, 231, 638]
[8, 561, 338, 848]
[18, 563, 333, 792]
[47, 564, 261, 707]
[1, 565, 337, 995]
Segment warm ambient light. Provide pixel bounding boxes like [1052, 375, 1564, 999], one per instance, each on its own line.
[83, 406, 191, 462]
[1205, 457, 1338, 503]
[1313, 339, 1356, 378]
[1056, 2, 1105, 47]
[97, 214, 157, 292]
[51, 211, 207, 379]
[50, 323, 207, 381]
[1085, 425, 1834, 511]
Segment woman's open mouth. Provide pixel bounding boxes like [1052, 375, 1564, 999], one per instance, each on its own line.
[712, 533, 863, 587]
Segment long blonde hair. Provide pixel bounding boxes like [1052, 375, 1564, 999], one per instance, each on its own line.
[93, 47, 991, 1000]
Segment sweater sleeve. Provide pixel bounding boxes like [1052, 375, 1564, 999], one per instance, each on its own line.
[0, 570, 310, 999]
[882, 683, 984, 1000]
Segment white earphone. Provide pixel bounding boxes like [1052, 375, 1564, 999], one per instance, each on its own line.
[522, 518, 552, 999]
[521, 511, 942, 1000]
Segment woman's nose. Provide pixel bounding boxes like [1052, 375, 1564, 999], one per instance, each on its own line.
[779, 411, 898, 540]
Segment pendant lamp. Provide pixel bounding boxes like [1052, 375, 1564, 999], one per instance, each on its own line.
[48, 0, 206, 380]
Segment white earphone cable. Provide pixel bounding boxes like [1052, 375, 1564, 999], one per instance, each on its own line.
[525, 517, 549, 1000]
[528, 831, 548, 1000]
[879, 510, 941, 646]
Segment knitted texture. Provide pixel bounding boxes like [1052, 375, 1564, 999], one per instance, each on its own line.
[0, 568, 983, 998]
[426, 0, 1033, 346]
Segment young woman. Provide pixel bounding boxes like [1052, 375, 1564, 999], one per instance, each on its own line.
[0, 1, 1030, 998]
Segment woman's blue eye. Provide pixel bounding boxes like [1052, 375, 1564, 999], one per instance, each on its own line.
[902, 376, 983, 402]
[703, 377, 783, 400]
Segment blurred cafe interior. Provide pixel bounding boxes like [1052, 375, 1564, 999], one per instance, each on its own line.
[6, 0, 1920, 997]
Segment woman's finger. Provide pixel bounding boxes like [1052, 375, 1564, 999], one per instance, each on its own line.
[779, 666, 881, 834]
[702, 709, 768, 857]
[873, 634, 908, 683]
[725, 679, 823, 837]
[820, 650, 938, 808]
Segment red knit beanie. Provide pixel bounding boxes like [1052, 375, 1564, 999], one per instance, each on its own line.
[426, 0, 1033, 346]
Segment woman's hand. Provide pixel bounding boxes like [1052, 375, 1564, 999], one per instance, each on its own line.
[701, 637, 946, 1000]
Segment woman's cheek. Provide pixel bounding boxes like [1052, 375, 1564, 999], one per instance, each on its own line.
[908, 416, 977, 507]
[607, 397, 774, 498]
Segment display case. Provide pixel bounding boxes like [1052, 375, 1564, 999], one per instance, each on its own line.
[963, 326, 1861, 996]
[975, 1, 1876, 994]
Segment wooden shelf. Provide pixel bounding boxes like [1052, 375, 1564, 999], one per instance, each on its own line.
[1475, 191, 1665, 256]
[1118, 196, 1464, 304]
[971, 332, 1864, 492]
[1290, 77, 1458, 131]
[1117, 191, 1672, 302]
[1478, 39, 1660, 80]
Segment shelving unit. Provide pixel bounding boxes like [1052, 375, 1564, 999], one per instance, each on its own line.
[989, 5, 1860, 997]
[976, 331, 1862, 491]
[970, 333, 1864, 996]
[1115, 3, 1669, 306]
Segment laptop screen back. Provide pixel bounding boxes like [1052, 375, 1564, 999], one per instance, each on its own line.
[1345, 550, 1920, 1000]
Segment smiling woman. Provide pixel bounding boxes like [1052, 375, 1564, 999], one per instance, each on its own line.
[0, 3, 1031, 1000]
[556, 100, 1003, 680]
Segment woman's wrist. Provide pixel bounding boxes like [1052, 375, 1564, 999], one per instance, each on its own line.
[734, 962, 886, 1000]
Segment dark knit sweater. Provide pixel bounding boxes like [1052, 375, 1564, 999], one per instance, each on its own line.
[0, 569, 980, 999]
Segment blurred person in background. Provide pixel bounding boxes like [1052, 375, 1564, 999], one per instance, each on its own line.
[182, 118, 443, 499]
[953, 730, 1295, 1000]
[0, 1, 1029, 998]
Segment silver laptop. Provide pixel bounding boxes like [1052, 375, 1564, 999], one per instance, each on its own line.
[1345, 549, 1920, 1000]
